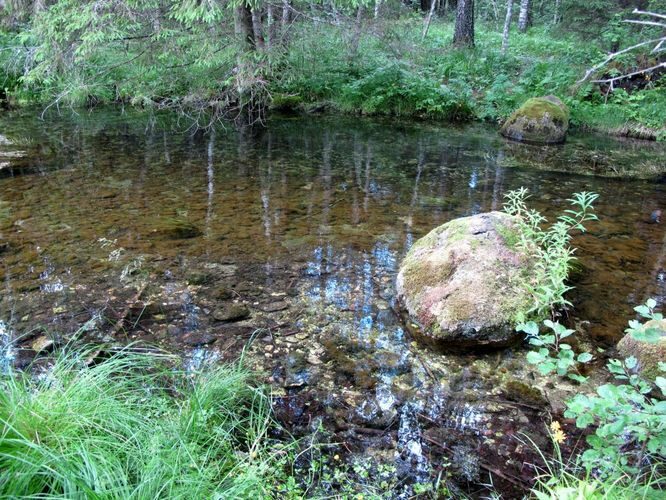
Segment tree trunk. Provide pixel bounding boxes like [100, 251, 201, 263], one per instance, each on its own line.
[33, 0, 45, 16]
[489, 0, 499, 23]
[501, 0, 513, 55]
[553, 0, 560, 24]
[452, 0, 474, 47]
[374, 0, 382, 19]
[267, 4, 275, 49]
[234, 5, 255, 50]
[251, 7, 265, 50]
[422, 0, 437, 40]
[517, 0, 530, 32]
[281, 0, 291, 27]
[349, 7, 364, 60]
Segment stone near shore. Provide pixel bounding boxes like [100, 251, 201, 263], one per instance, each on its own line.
[500, 96, 569, 145]
[212, 303, 250, 322]
[617, 319, 666, 382]
[396, 211, 535, 349]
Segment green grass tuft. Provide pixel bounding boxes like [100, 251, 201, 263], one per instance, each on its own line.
[0, 347, 289, 498]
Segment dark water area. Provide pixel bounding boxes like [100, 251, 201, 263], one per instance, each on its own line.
[1, 109, 666, 495]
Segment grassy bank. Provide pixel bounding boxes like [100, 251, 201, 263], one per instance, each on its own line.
[0, 8, 664, 139]
[0, 347, 293, 498]
[272, 19, 665, 139]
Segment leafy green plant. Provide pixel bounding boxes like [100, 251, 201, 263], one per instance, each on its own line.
[563, 301, 666, 482]
[518, 319, 592, 382]
[337, 63, 474, 120]
[564, 357, 666, 478]
[504, 187, 598, 318]
[626, 298, 665, 343]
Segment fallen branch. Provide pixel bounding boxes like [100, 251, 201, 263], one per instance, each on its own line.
[577, 38, 664, 84]
[422, 434, 531, 489]
[591, 62, 666, 85]
[109, 283, 147, 337]
[578, 8, 666, 86]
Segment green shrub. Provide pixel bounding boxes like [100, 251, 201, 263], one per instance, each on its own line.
[518, 319, 592, 383]
[564, 300, 666, 482]
[337, 63, 474, 120]
[503, 188, 598, 319]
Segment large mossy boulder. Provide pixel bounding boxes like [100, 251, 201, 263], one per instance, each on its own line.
[500, 96, 569, 145]
[396, 212, 535, 349]
[617, 319, 666, 382]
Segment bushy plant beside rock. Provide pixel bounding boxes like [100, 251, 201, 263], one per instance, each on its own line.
[503, 187, 598, 319]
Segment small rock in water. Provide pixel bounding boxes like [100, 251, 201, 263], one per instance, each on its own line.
[31, 335, 54, 354]
[181, 332, 216, 346]
[187, 271, 214, 285]
[651, 209, 662, 224]
[261, 301, 289, 312]
[152, 218, 202, 239]
[215, 287, 233, 300]
[657, 268, 666, 282]
[167, 324, 181, 336]
[212, 304, 250, 322]
[307, 354, 322, 365]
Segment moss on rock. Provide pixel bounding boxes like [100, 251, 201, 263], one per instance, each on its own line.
[500, 96, 569, 145]
[396, 211, 536, 350]
[270, 94, 303, 113]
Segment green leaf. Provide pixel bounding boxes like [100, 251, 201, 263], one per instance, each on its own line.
[632, 327, 662, 343]
[568, 373, 588, 384]
[634, 305, 651, 317]
[656, 377, 666, 395]
[538, 362, 556, 376]
[624, 356, 638, 370]
[577, 352, 593, 363]
[517, 321, 539, 336]
[576, 413, 595, 428]
[526, 351, 544, 364]
[597, 384, 618, 399]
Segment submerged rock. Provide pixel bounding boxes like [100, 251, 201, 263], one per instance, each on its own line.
[212, 303, 250, 322]
[500, 95, 569, 144]
[396, 212, 534, 349]
[617, 319, 666, 382]
[31, 335, 54, 354]
[151, 217, 202, 239]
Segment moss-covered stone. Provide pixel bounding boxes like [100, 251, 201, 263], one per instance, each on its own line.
[270, 93, 303, 113]
[396, 211, 536, 350]
[617, 319, 666, 382]
[500, 95, 569, 145]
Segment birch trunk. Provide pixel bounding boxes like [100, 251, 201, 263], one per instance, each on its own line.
[517, 0, 530, 32]
[501, 0, 513, 55]
[251, 7, 265, 50]
[349, 7, 364, 60]
[422, 0, 437, 40]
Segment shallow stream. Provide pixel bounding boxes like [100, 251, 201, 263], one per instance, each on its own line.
[1, 109, 666, 495]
